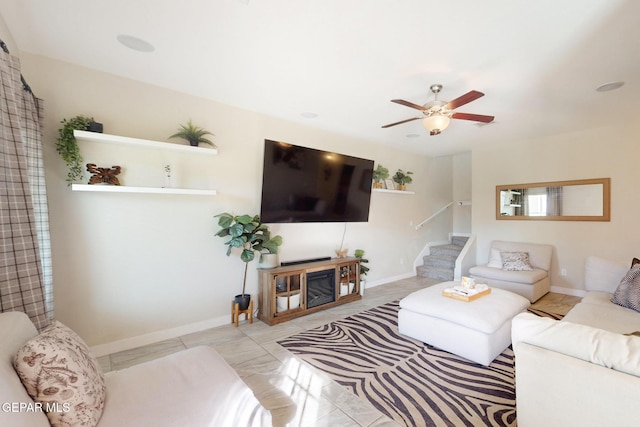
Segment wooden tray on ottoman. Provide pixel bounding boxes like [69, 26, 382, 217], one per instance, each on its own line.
[442, 287, 491, 302]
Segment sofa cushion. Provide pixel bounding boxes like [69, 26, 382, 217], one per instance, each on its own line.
[562, 299, 640, 334]
[512, 312, 640, 378]
[501, 251, 534, 271]
[611, 264, 640, 313]
[99, 346, 272, 427]
[581, 291, 618, 307]
[0, 312, 50, 427]
[13, 321, 106, 427]
[469, 265, 547, 284]
[487, 248, 502, 268]
[584, 256, 629, 293]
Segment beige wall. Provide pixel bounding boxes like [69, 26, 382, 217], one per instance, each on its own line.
[13, 51, 452, 348]
[0, 13, 17, 53]
[453, 151, 472, 234]
[472, 124, 640, 294]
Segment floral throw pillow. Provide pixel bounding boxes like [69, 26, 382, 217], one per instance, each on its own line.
[611, 263, 640, 313]
[13, 321, 106, 427]
[501, 251, 534, 271]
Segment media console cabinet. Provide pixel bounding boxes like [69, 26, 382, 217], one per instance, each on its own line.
[257, 257, 361, 325]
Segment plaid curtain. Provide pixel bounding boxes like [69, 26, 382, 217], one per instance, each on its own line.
[0, 49, 52, 330]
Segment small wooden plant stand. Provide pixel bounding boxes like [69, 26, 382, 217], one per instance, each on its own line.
[231, 299, 254, 327]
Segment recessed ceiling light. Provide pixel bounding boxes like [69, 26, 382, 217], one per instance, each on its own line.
[117, 34, 155, 52]
[406, 133, 420, 138]
[301, 112, 318, 119]
[596, 81, 624, 92]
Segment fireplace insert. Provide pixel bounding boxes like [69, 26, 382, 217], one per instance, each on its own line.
[306, 269, 336, 309]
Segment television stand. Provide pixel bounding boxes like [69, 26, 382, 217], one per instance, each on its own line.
[257, 257, 361, 326]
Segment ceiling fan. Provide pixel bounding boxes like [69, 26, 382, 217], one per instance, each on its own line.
[382, 84, 495, 135]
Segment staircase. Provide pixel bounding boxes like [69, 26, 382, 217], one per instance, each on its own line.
[417, 236, 468, 281]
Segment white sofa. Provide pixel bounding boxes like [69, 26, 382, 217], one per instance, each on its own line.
[0, 311, 272, 427]
[469, 240, 552, 302]
[512, 256, 640, 427]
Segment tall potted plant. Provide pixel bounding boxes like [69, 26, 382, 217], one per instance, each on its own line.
[392, 169, 414, 190]
[372, 164, 389, 189]
[354, 249, 369, 296]
[215, 213, 282, 310]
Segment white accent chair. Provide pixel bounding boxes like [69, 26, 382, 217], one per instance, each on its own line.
[469, 240, 553, 302]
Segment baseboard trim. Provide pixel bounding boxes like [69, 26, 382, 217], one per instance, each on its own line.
[90, 314, 229, 357]
[550, 285, 586, 297]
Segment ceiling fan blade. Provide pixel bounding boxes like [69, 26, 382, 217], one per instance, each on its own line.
[391, 99, 426, 111]
[445, 90, 484, 110]
[451, 112, 495, 123]
[381, 117, 422, 128]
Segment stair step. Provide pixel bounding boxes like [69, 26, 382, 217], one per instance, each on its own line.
[417, 265, 454, 281]
[452, 236, 469, 247]
[422, 254, 456, 269]
[418, 239, 467, 282]
[430, 244, 463, 257]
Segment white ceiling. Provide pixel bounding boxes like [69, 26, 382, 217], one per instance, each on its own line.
[3, 0, 639, 157]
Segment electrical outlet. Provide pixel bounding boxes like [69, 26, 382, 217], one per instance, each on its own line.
[561, 268, 567, 276]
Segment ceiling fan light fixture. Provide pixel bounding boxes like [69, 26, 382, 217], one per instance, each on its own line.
[423, 114, 450, 134]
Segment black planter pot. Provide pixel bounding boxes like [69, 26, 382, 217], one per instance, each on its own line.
[87, 121, 103, 133]
[235, 294, 251, 311]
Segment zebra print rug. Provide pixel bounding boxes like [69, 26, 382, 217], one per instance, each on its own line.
[278, 301, 552, 427]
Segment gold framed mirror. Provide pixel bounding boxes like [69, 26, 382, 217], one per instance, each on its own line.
[496, 178, 610, 221]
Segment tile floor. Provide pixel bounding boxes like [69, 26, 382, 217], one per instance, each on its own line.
[97, 278, 581, 427]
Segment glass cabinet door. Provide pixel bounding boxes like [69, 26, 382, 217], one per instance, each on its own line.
[273, 272, 304, 314]
[338, 262, 359, 297]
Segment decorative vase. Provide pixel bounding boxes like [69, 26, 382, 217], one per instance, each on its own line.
[234, 294, 251, 311]
[258, 253, 278, 269]
[373, 181, 383, 189]
[397, 184, 406, 191]
[163, 164, 172, 188]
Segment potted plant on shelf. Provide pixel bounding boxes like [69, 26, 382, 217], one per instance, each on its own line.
[372, 164, 389, 189]
[56, 115, 96, 185]
[392, 169, 414, 191]
[354, 249, 369, 296]
[214, 213, 283, 310]
[169, 120, 216, 147]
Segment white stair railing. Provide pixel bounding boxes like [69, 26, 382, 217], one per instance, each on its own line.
[415, 202, 453, 230]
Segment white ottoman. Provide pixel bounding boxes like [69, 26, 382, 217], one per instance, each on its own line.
[398, 282, 530, 366]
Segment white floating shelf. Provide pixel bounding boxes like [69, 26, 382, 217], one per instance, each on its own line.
[372, 188, 415, 195]
[71, 184, 216, 196]
[74, 130, 218, 155]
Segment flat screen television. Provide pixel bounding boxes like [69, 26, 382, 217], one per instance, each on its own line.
[260, 139, 374, 223]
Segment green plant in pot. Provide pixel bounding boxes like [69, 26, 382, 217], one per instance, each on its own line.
[215, 213, 283, 310]
[354, 249, 369, 295]
[56, 115, 95, 185]
[372, 164, 389, 189]
[169, 120, 216, 147]
[392, 169, 413, 190]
